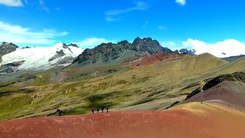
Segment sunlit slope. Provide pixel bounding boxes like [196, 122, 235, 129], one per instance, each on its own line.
[1, 102, 245, 138]
[0, 53, 228, 120]
[220, 56, 245, 73]
[198, 55, 245, 78]
[168, 102, 245, 137]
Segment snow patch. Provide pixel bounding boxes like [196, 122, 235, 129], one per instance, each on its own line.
[0, 43, 84, 70]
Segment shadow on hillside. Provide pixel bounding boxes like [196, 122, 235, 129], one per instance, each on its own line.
[0, 88, 35, 97]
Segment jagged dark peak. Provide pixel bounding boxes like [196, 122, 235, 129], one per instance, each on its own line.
[94, 42, 114, 52]
[98, 42, 114, 47]
[1, 42, 18, 47]
[0, 42, 18, 48]
[132, 37, 157, 45]
[72, 37, 175, 66]
[60, 42, 68, 48]
[57, 42, 78, 49]
[132, 37, 161, 45]
[72, 41, 133, 65]
[116, 40, 135, 51]
[0, 42, 18, 56]
[48, 50, 65, 62]
[67, 43, 79, 48]
[117, 40, 130, 45]
[132, 37, 172, 56]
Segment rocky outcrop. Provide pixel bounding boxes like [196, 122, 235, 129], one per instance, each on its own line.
[67, 43, 79, 48]
[132, 37, 172, 56]
[185, 87, 202, 100]
[73, 41, 136, 65]
[0, 60, 24, 74]
[0, 42, 18, 62]
[0, 42, 18, 56]
[73, 37, 172, 66]
[203, 72, 245, 90]
[48, 50, 65, 62]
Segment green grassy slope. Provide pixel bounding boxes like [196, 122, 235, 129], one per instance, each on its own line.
[0, 53, 233, 120]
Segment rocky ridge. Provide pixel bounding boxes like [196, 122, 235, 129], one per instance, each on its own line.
[0, 42, 18, 63]
[185, 72, 245, 100]
[73, 37, 172, 66]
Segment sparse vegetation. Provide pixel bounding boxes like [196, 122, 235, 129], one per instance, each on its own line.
[180, 82, 201, 91]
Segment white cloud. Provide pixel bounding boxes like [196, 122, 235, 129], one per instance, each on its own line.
[142, 21, 149, 28]
[158, 26, 167, 30]
[105, 1, 147, 16]
[175, 0, 186, 6]
[105, 1, 147, 22]
[182, 38, 245, 57]
[0, 0, 23, 7]
[73, 38, 115, 49]
[105, 17, 119, 22]
[0, 21, 68, 46]
[39, 0, 49, 12]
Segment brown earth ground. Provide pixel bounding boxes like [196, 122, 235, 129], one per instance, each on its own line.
[1, 102, 245, 138]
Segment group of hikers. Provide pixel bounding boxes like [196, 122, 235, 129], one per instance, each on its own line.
[54, 106, 109, 116]
[91, 106, 109, 113]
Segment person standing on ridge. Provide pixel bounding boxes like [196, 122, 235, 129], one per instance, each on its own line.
[96, 107, 100, 113]
[101, 106, 104, 113]
[91, 107, 95, 114]
[56, 109, 65, 116]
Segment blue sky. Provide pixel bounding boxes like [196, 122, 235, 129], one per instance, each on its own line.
[0, 0, 245, 57]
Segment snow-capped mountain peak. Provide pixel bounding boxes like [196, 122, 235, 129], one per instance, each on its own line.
[0, 43, 84, 73]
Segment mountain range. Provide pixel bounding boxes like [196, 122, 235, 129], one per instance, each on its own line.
[0, 37, 197, 74]
[73, 37, 171, 66]
[1, 37, 245, 137]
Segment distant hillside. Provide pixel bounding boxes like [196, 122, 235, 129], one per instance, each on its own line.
[0, 51, 229, 120]
[180, 72, 245, 110]
[221, 55, 245, 62]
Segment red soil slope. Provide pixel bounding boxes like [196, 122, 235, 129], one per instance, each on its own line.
[1, 103, 245, 138]
[125, 52, 185, 68]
